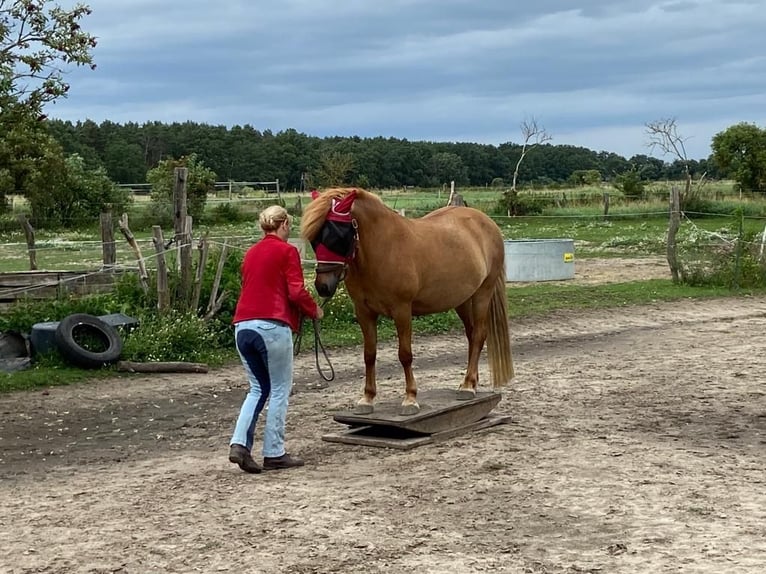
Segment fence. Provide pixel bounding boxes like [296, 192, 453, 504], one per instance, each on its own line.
[0, 270, 121, 309]
[2, 170, 309, 312]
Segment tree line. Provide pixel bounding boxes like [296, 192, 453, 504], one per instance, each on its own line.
[2, 0, 764, 232]
[45, 118, 722, 191]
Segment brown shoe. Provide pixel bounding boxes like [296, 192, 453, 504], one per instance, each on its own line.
[263, 453, 305, 471]
[228, 444, 262, 474]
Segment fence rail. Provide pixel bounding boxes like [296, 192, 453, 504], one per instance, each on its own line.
[0, 270, 121, 308]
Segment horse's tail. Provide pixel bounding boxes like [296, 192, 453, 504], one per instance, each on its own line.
[487, 269, 514, 388]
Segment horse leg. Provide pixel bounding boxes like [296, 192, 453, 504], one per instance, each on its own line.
[456, 290, 493, 400]
[455, 301, 478, 400]
[392, 309, 419, 416]
[354, 306, 379, 415]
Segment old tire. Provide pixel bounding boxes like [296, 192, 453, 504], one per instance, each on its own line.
[54, 313, 123, 369]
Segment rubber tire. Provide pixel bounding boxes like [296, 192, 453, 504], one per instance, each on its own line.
[54, 313, 123, 369]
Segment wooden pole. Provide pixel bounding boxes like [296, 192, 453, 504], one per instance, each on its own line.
[191, 233, 210, 314]
[173, 167, 192, 308]
[206, 241, 228, 317]
[118, 213, 149, 292]
[603, 192, 610, 220]
[667, 185, 681, 284]
[100, 210, 116, 269]
[275, 178, 282, 204]
[152, 226, 170, 313]
[16, 214, 37, 270]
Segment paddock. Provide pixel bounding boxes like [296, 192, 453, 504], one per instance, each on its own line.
[1, 263, 765, 573]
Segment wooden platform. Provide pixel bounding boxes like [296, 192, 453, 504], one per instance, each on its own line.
[322, 388, 510, 450]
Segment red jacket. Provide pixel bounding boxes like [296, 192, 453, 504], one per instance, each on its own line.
[232, 235, 320, 332]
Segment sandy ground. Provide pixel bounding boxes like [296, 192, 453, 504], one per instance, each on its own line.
[2, 256, 766, 573]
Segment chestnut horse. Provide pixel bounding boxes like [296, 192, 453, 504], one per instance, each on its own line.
[300, 188, 514, 415]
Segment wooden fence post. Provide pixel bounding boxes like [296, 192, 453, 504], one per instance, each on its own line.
[100, 210, 116, 269]
[667, 185, 681, 283]
[205, 241, 229, 320]
[118, 213, 149, 292]
[173, 167, 193, 309]
[603, 192, 610, 220]
[152, 226, 170, 313]
[16, 214, 37, 270]
[191, 232, 209, 314]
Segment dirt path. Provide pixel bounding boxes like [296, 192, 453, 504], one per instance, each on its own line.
[0, 256, 762, 573]
[2, 281, 766, 573]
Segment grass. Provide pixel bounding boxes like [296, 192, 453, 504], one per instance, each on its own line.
[3, 187, 766, 393]
[2, 206, 761, 272]
[5, 278, 756, 394]
[0, 353, 120, 393]
[295, 278, 756, 349]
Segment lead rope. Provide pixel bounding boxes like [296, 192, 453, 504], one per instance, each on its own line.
[294, 296, 335, 382]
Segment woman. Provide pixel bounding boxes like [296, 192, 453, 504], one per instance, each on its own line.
[228, 205, 324, 473]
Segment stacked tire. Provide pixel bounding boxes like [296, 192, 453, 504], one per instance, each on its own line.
[54, 313, 123, 369]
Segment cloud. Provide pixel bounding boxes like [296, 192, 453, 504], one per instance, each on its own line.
[49, 0, 766, 159]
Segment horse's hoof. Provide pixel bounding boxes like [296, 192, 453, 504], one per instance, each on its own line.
[455, 389, 476, 401]
[354, 403, 374, 415]
[399, 403, 420, 416]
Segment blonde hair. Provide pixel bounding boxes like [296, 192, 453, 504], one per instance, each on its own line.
[259, 205, 291, 233]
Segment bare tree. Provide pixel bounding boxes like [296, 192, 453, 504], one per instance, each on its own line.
[504, 117, 552, 216]
[645, 118, 707, 207]
[645, 118, 707, 284]
[512, 117, 552, 192]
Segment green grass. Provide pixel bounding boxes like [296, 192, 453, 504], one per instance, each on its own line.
[295, 278, 758, 350]
[3, 188, 766, 393]
[2, 208, 760, 272]
[0, 353, 121, 393]
[6, 278, 755, 394]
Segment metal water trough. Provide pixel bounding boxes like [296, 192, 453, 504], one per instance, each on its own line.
[504, 238, 575, 282]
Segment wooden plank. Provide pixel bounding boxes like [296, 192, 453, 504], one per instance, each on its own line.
[332, 389, 503, 434]
[321, 414, 512, 450]
[0, 270, 122, 304]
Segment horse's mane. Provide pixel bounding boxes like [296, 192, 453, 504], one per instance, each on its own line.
[300, 187, 381, 241]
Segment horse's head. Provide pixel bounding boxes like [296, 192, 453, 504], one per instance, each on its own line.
[300, 188, 359, 298]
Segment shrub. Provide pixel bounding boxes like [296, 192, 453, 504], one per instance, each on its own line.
[205, 202, 244, 225]
[121, 311, 226, 364]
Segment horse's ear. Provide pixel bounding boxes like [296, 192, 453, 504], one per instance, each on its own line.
[310, 189, 319, 200]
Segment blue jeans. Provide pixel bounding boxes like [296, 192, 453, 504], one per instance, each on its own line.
[230, 319, 294, 458]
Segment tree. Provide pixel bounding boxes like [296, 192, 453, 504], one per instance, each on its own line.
[1, 1, 97, 211]
[429, 151, 468, 186]
[646, 118, 707, 208]
[503, 117, 552, 215]
[645, 118, 706, 285]
[711, 122, 766, 195]
[511, 117, 552, 192]
[0, 0, 96, 117]
[315, 150, 355, 187]
[147, 154, 216, 223]
[25, 152, 130, 228]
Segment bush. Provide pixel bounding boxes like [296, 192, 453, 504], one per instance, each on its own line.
[494, 190, 549, 216]
[679, 227, 766, 289]
[121, 311, 226, 364]
[25, 153, 131, 229]
[205, 202, 244, 225]
[613, 169, 646, 201]
[147, 154, 216, 224]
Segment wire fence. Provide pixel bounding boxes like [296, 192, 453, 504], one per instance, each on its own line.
[2, 198, 766, 304]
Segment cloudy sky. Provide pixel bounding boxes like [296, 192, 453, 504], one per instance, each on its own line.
[49, 0, 765, 160]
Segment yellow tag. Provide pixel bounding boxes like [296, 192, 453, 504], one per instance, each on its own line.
[563, 253, 574, 262]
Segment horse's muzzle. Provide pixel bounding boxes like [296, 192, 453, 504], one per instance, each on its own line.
[314, 263, 346, 298]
